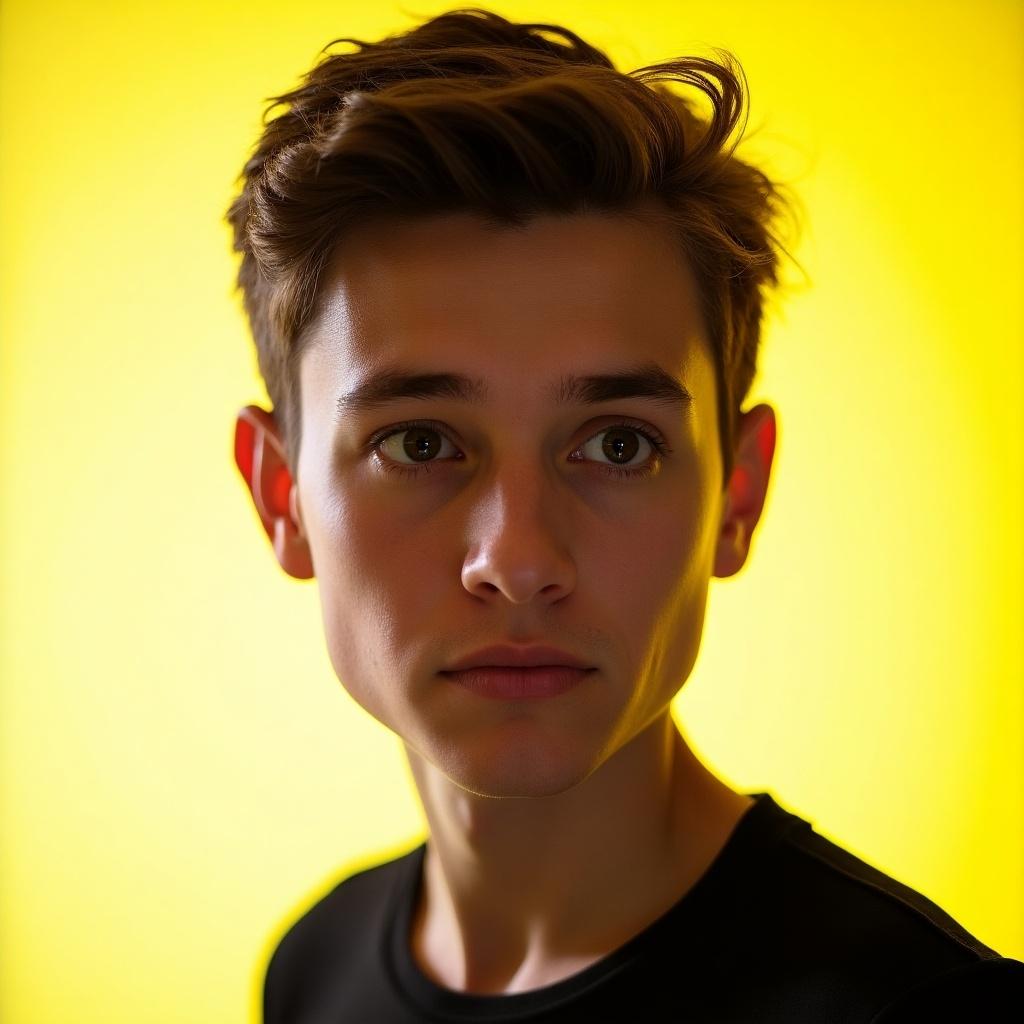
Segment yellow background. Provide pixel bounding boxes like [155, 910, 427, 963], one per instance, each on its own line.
[1, 1, 1021, 1020]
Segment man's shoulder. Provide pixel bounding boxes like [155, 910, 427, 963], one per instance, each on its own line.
[262, 842, 423, 1022]
[724, 795, 1021, 1018]
[758, 810, 999, 961]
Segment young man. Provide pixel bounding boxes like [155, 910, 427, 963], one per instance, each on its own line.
[227, 8, 1023, 1021]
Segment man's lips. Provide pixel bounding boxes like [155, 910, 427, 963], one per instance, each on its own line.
[441, 665, 594, 700]
[442, 643, 593, 672]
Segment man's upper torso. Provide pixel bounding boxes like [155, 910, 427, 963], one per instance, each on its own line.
[263, 791, 1024, 1022]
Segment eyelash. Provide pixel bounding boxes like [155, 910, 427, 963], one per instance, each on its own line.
[365, 418, 673, 480]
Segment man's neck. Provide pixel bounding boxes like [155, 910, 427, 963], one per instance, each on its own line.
[403, 713, 754, 995]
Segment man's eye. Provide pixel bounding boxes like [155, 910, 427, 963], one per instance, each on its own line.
[571, 426, 663, 476]
[367, 419, 671, 480]
[373, 421, 462, 471]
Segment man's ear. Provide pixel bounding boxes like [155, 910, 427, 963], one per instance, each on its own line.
[233, 405, 314, 580]
[713, 403, 777, 579]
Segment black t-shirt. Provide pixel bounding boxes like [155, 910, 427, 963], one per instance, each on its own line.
[263, 791, 1024, 1021]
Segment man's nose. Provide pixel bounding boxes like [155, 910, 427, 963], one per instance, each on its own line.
[458, 465, 577, 605]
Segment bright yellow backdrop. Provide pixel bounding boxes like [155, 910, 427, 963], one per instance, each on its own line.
[1, 1, 1021, 1021]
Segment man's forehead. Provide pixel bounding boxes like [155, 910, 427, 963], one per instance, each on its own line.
[308, 210, 709, 364]
[319, 208, 702, 315]
[304, 307, 710, 409]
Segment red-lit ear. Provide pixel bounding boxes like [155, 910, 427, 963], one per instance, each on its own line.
[233, 405, 314, 580]
[713, 403, 777, 579]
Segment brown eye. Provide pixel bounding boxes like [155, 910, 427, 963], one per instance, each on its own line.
[375, 423, 460, 466]
[400, 426, 444, 462]
[600, 427, 641, 465]
[577, 426, 652, 468]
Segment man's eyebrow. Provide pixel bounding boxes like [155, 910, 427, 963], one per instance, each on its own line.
[335, 362, 693, 415]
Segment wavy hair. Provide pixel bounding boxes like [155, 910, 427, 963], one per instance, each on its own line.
[225, 6, 804, 487]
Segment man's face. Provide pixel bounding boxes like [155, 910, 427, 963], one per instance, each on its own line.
[294, 208, 727, 798]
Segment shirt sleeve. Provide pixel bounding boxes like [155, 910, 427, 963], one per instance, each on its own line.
[869, 957, 1024, 1022]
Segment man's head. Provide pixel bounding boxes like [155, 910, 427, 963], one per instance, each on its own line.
[227, 8, 795, 797]
[226, 8, 798, 488]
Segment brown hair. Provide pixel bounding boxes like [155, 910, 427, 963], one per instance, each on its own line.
[225, 6, 803, 487]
